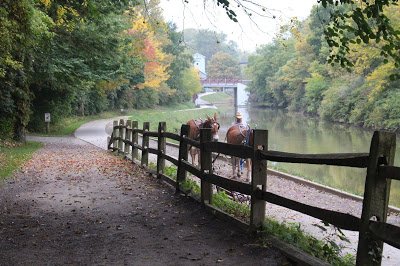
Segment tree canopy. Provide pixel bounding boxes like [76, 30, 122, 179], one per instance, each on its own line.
[216, 0, 399, 77]
[0, 0, 202, 140]
[245, 4, 400, 131]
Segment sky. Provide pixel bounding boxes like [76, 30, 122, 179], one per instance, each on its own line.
[159, 0, 316, 52]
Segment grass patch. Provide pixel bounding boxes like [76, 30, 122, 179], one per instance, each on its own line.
[212, 191, 250, 221]
[128, 105, 219, 133]
[200, 92, 233, 104]
[260, 219, 354, 265]
[0, 141, 43, 181]
[32, 111, 121, 136]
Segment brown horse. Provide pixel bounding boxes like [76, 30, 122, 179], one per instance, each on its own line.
[226, 124, 253, 181]
[187, 113, 220, 165]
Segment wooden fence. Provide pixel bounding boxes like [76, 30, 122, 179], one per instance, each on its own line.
[108, 119, 400, 266]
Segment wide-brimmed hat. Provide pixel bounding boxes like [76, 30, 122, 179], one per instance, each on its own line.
[235, 112, 242, 119]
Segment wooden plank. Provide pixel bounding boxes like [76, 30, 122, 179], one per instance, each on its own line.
[107, 132, 114, 150]
[200, 128, 213, 205]
[132, 121, 139, 160]
[124, 120, 132, 155]
[161, 154, 179, 166]
[143, 131, 158, 138]
[157, 122, 166, 179]
[369, 221, 400, 249]
[357, 131, 396, 266]
[112, 120, 118, 150]
[182, 136, 200, 148]
[203, 173, 251, 195]
[378, 165, 400, 181]
[258, 150, 370, 168]
[202, 142, 253, 159]
[118, 119, 125, 153]
[133, 128, 144, 134]
[141, 122, 150, 166]
[147, 147, 158, 154]
[136, 145, 143, 151]
[258, 190, 360, 231]
[162, 132, 180, 142]
[176, 125, 189, 193]
[181, 160, 202, 179]
[250, 129, 268, 230]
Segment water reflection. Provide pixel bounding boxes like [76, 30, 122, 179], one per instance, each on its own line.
[217, 106, 400, 207]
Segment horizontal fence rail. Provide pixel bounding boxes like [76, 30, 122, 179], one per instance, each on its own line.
[256, 190, 361, 231]
[258, 150, 372, 168]
[203, 142, 254, 159]
[108, 120, 399, 266]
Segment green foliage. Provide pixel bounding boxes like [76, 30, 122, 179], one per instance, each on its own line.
[246, 3, 400, 131]
[304, 73, 328, 115]
[0, 141, 43, 180]
[216, 0, 399, 77]
[180, 179, 201, 196]
[261, 219, 355, 265]
[212, 191, 250, 221]
[1, 0, 204, 140]
[183, 28, 240, 61]
[207, 52, 241, 79]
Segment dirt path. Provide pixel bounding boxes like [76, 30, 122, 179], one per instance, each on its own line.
[0, 136, 287, 265]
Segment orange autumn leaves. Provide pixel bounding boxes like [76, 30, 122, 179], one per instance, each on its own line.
[129, 14, 171, 90]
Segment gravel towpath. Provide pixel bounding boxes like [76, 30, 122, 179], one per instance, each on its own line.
[75, 117, 400, 265]
[0, 136, 287, 265]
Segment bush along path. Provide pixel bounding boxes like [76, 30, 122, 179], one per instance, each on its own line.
[0, 136, 288, 265]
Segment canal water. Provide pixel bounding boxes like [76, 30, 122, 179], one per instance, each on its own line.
[216, 105, 400, 207]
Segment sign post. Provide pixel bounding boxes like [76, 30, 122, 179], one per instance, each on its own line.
[44, 113, 51, 134]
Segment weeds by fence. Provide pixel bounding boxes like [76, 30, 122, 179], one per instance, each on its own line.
[108, 119, 400, 266]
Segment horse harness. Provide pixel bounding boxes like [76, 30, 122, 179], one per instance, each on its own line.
[237, 124, 251, 146]
[192, 119, 220, 140]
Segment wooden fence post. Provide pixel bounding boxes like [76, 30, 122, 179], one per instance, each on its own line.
[356, 131, 396, 265]
[250, 129, 268, 230]
[200, 128, 212, 205]
[141, 122, 150, 167]
[118, 119, 125, 154]
[132, 121, 138, 161]
[176, 124, 189, 192]
[124, 120, 132, 156]
[157, 122, 166, 178]
[112, 120, 118, 150]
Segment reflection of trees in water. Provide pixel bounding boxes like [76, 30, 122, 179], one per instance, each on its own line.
[218, 106, 400, 206]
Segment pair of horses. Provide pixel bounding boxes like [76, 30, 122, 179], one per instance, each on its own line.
[186, 113, 253, 180]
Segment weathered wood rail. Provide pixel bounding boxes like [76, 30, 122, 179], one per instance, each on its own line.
[108, 119, 400, 265]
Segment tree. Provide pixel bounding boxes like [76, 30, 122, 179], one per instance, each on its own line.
[213, 0, 399, 76]
[182, 28, 239, 61]
[207, 51, 240, 79]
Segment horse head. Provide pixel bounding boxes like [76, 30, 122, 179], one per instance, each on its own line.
[204, 113, 220, 142]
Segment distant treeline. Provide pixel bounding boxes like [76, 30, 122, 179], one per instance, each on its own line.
[246, 4, 400, 131]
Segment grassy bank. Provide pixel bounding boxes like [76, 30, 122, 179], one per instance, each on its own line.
[32, 111, 122, 136]
[128, 104, 219, 133]
[200, 92, 233, 104]
[0, 141, 43, 181]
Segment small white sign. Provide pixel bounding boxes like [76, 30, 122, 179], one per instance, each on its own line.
[45, 113, 51, 122]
